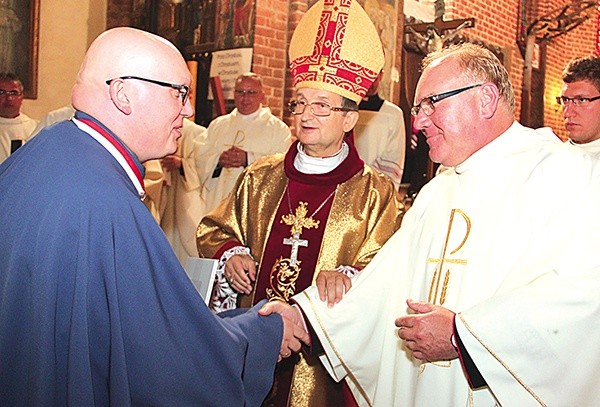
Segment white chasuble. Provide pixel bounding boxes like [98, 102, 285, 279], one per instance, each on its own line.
[199, 107, 291, 215]
[294, 122, 600, 406]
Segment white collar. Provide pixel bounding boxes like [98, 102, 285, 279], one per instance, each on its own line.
[294, 142, 349, 174]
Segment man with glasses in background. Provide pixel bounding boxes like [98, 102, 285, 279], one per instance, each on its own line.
[198, 72, 291, 216]
[0, 72, 38, 164]
[558, 55, 600, 158]
[0, 27, 309, 405]
[197, 0, 403, 404]
[262, 42, 600, 406]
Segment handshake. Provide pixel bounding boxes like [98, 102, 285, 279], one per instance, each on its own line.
[257, 268, 354, 361]
[259, 301, 310, 361]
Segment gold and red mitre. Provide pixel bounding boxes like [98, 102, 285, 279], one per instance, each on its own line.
[289, 0, 384, 104]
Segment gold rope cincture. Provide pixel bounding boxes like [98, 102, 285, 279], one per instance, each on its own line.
[265, 186, 336, 302]
[420, 208, 471, 372]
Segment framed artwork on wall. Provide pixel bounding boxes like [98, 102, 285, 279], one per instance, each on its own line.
[0, 0, 40, 99]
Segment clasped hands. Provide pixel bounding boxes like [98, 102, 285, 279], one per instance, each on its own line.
[161, 154, 182, 172]
[395, 299, 458, 362]
[219, 146, 247, 168]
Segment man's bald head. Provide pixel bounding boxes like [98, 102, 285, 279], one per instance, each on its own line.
[72, 27, 188, 114]
[71, 27, 194, 162]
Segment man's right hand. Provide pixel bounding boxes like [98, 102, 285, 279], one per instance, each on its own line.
[224, 254, 256, 294]
[259, 301, 310, 361]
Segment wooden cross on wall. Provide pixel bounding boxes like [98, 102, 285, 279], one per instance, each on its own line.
[405, 0, 476, 54]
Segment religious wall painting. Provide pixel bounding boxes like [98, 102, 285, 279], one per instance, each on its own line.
[214, 0, 256, 49]
[361, 0, 398, 101]
[147, 0, 256, 52]
[1, 0, 40, 99]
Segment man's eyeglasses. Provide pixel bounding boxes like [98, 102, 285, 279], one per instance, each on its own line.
[288, 100, 357, 117]
[105, 76, 189, 104]
[234, 89, 261, 96]
[0, 90, 23, 97]
[411, 83, 483, 117]
[556, 95, 600, 107]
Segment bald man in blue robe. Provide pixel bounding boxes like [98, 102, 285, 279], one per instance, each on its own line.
[0, 27, 307, 406]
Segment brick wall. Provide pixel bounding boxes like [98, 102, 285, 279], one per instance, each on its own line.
[445, 0, 598, 139]
[253, 0, 292, 118]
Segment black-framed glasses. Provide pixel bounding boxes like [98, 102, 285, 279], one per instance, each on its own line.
[288, 100, 357, 117]
[0, 90, 23, 97]
[556, 95, 600, 107]
[105, 76, 189, 104]
[411, 83, 483, 117]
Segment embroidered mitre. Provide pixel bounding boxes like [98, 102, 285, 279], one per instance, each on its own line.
[288, 0, 385, 103]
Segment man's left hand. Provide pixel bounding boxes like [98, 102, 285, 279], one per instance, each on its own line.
[395, 299, 457, 362]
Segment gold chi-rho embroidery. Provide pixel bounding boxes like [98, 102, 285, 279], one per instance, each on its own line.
[427, 209, 471, 305]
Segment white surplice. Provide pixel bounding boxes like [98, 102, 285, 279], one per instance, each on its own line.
[354, 100, 406, 189]
[156, 119, 209, 264]
[570, 137, 600, 159]
[294, 122, 600, 406]
[199, 107, 291, 214]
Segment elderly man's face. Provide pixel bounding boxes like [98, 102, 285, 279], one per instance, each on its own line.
[412, 57, 484, 167]
[560, 80, 600, 144]
[0, 80, 24, 119]
[293, 87, 358, 158]
[234, 77, 264, 115]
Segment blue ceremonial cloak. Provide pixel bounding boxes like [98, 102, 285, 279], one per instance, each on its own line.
[0, 113, 282, 406]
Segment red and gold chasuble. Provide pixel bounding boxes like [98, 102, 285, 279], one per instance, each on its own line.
[197, 138, 404, 406]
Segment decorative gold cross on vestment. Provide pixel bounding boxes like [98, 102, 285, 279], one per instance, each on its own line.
[281, 202, 319, 266]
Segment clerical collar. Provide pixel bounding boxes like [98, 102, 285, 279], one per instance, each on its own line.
[294, 142, 349, 174]
[72, 111, 146, 199]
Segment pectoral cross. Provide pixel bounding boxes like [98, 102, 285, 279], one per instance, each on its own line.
[281, 201, 320, 266]
[283, 234, 307, 267]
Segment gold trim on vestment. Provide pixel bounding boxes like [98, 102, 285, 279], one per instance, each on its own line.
[301, 291, 373, 407]
[458, 314, 548, 406]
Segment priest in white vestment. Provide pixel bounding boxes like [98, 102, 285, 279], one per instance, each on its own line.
[155, 118, 209, 263]
[199, 73, 292, 214]
[354, 71, 406, 189]
[559, 55, 600, 158]
[0, 73, 38, 164]
[263, 43, 600, 406]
